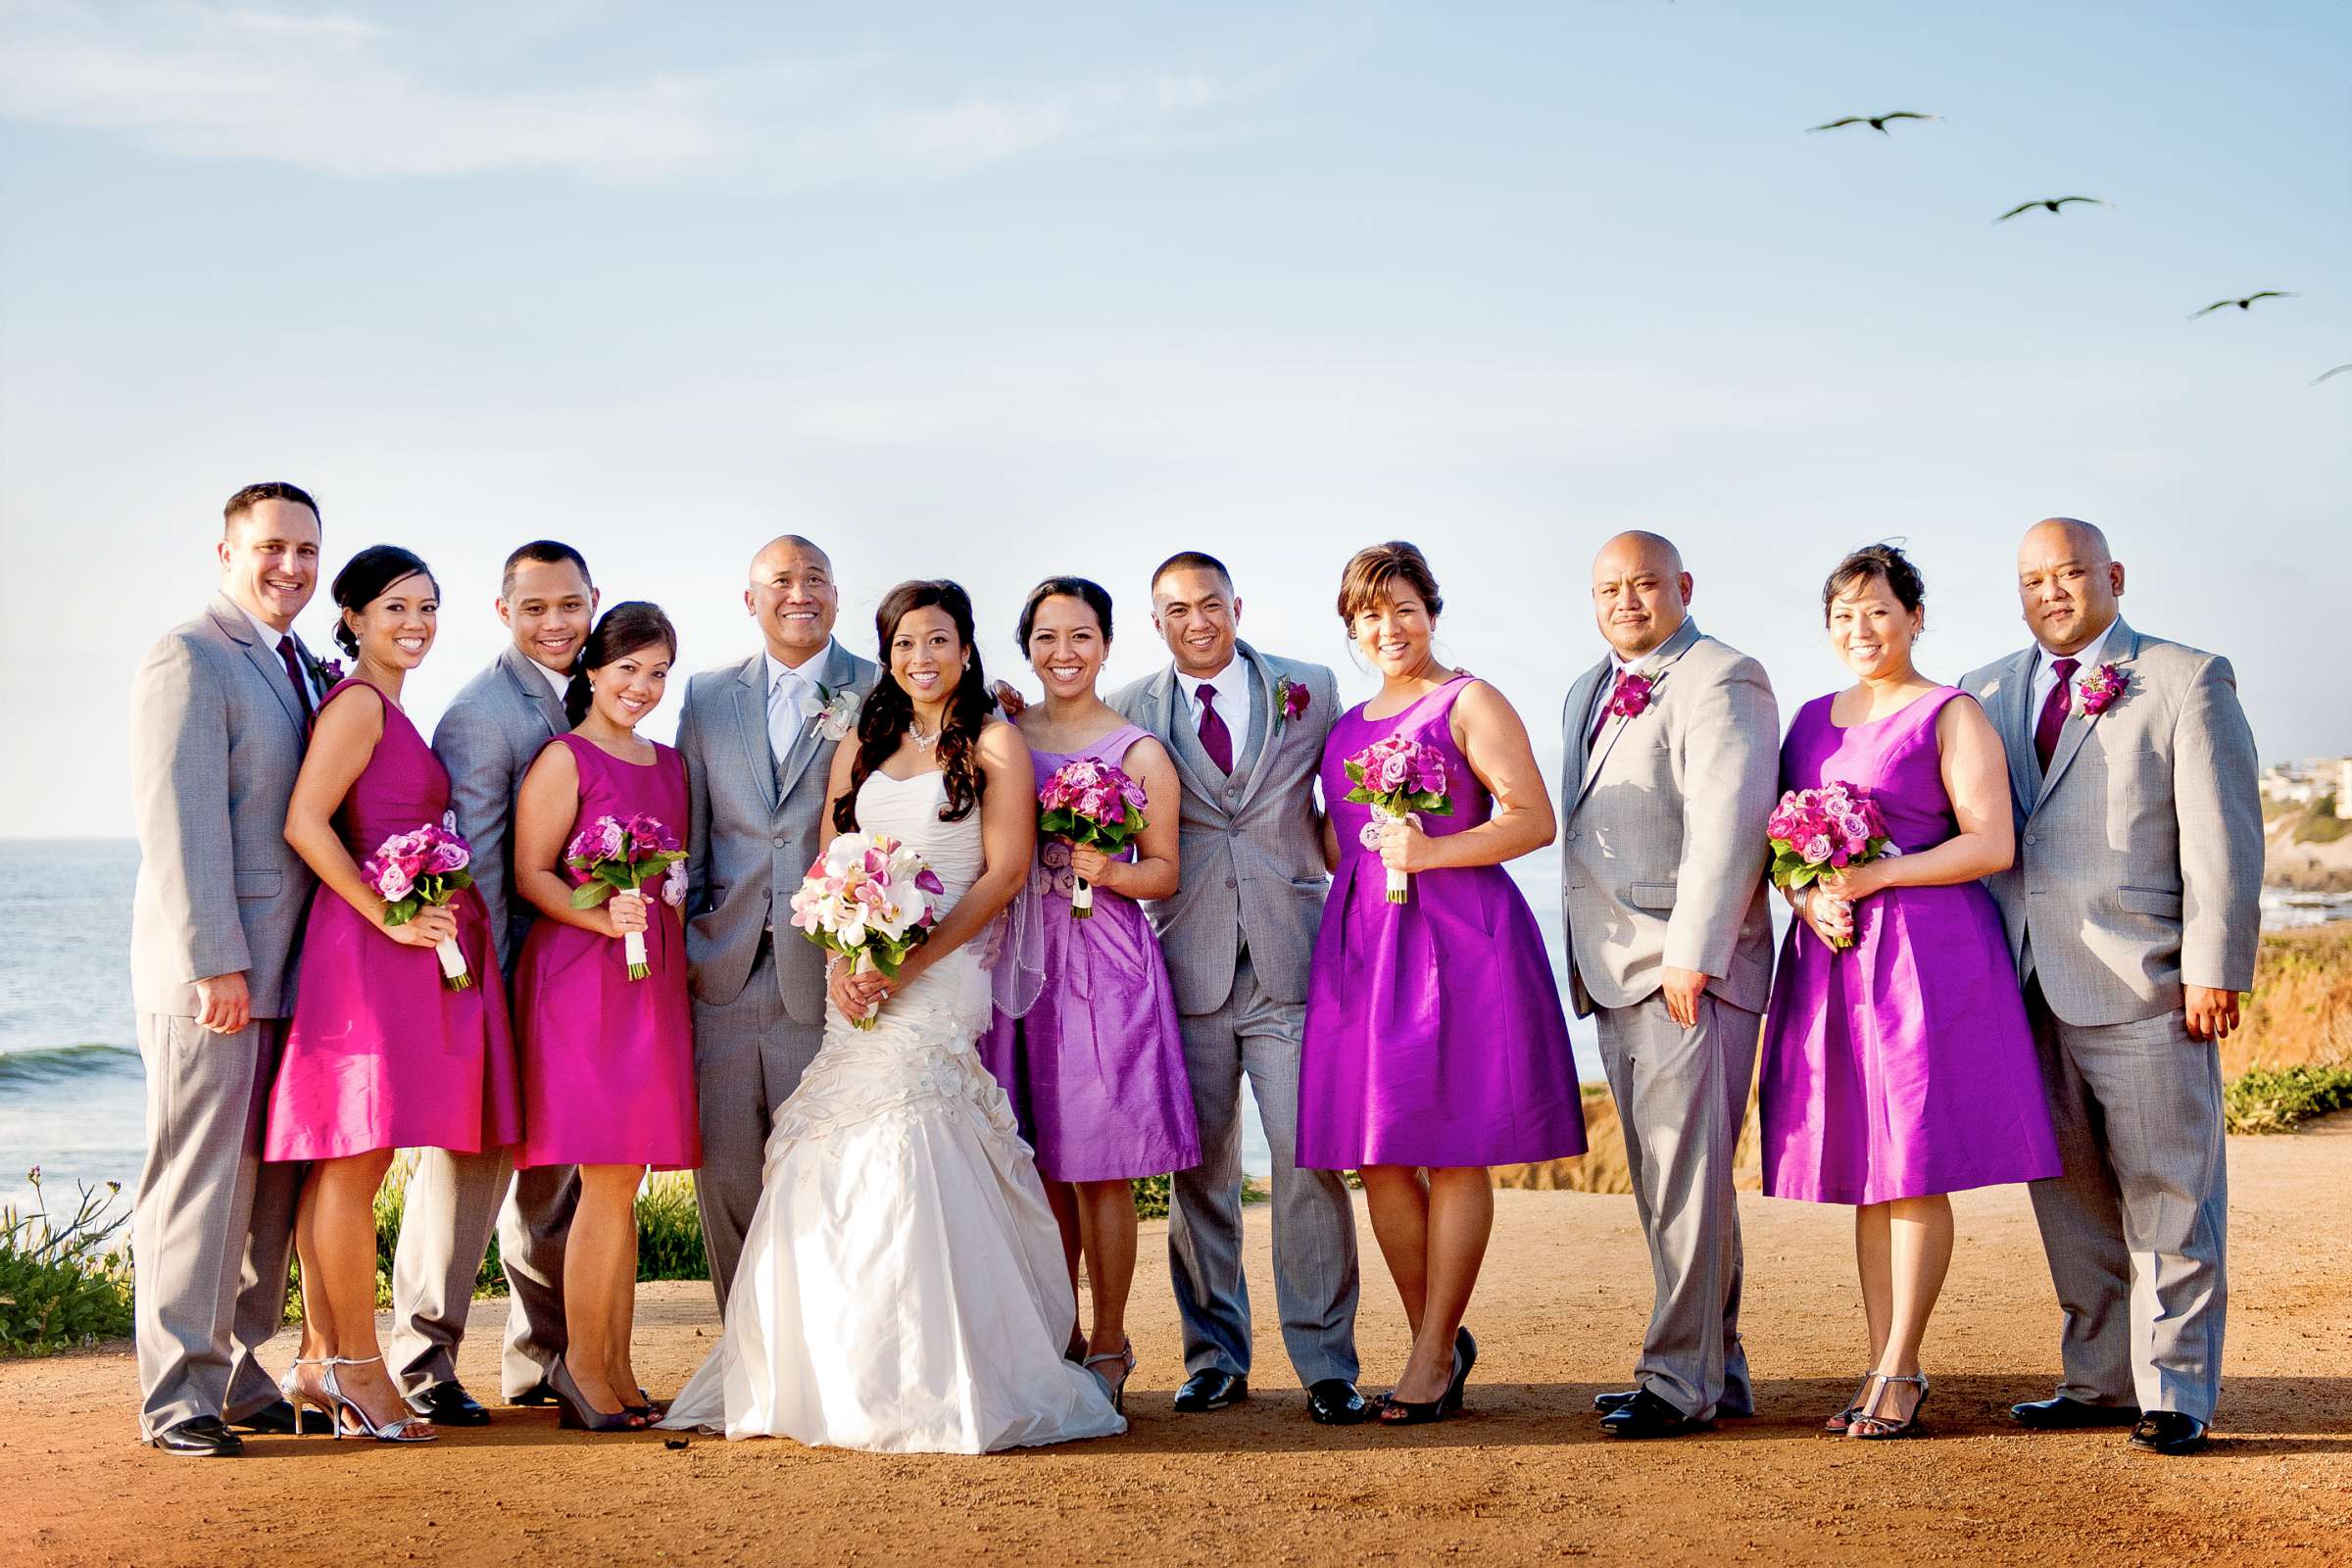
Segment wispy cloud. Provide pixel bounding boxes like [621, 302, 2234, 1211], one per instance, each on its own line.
[0, 3, 1229, 183]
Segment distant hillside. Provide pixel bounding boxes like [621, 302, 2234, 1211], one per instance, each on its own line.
[2267, 802, 2352, 893]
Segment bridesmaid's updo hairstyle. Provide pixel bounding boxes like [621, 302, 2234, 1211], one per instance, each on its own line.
[1336, 540, 1445, 627]
[837, 580, 996, 832]
[564, 601, 677, 727]
[1822, 543, 1926, 624]
[329, 545, 438, 658]
[1016, 576, 1114, 652]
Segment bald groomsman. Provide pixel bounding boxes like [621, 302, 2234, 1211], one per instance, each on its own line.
[1964, 517, 2260, 1457]
[1559, 531, 1779, 1441]
[676, 536, 879, 1307]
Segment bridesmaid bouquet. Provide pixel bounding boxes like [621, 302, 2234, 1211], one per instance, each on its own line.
[1036, 760, 1149, 918]
[789, 832, 946, 1028]
[565, 814, 689, 980]
[1766, 783, 1900, 952]
[1342, 736, 1453, 904]
[365, 824, 476, 990]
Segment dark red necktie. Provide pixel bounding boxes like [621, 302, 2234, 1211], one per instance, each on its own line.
[2033, 657, 2079, 771]
[275, 635, 314, 720]
[1197, 685, 1234, 773]
[1590, 670, 1632, 747]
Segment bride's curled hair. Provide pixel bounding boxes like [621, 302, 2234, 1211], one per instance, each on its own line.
[836, 579, 996, 831]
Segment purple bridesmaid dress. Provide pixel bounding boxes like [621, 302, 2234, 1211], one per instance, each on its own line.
[978, 724, 1200, 1182]
[265, 678, 521, 1160]
[1297, 674, 1587, 1170]
[512, 735, 700, 1171]
[1759, 688, 2062, 1203]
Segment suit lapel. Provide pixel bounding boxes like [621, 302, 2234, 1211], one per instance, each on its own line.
[731, 654, 780, 813]
[775, 641, 852, 808]
[500, 645, 565, 741]
[1990, 646, 2039, 817]
[1561, 659, 1608, 805]
[2034, 621, 2134, 812]
[1232, 644, 1284, 811]
[1573, 617, 1700, 810]
[212, 595, 307, 740]
[1155, 664, 1227, 808]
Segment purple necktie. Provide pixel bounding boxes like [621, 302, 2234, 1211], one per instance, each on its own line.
[275, 635, 314, 721]
[1197, 685, 1234, 774]
[2034, 657, 2079, 772]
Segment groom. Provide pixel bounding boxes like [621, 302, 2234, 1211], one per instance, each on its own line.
[1559, 531, 1778, 1441]
[1108, 551, 1368, 1426]
[676, 534, 878, 1308]
[1963, 517, 2260, 1456]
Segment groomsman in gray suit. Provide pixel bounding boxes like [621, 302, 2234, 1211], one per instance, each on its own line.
[387, 542, 599, 1424]
[1107, 551, 1368, 1426]
[1559, 531, 1778, 1441]
[126, 482, 333, 1455]
[1962, 517, 2260, 1457]
[677, 535, 878, 1308]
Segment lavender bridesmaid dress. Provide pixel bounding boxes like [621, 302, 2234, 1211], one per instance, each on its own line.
[1298, 674, 1587, 1170]
[512, 734, 700, 1170]
[1758, 688, 2061, 1203]
[977, 725, 1200, 1182]
[265, 679, 521, 1161]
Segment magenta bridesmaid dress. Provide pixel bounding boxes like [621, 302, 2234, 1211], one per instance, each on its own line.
[1297, 674, 1587, 1170]
[512, 734, 700, 1170]
[265, 678, 521, 1160]
[1758, 688, 2062, 1203]
[977, 725, 1200, 1182]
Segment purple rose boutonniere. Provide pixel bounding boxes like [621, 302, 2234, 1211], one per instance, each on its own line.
[2076, 662, 2127, 717]
[1274, 675, 1310, 731]
[1609, 672, 1656, 720]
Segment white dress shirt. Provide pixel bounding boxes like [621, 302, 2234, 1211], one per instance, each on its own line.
[1179, 659, 1256, 769]
[528, 656, 569, 704]
[2028, 620, 2117, 721]
[235, 602, 323, 703]
[765, 648, 821, 763]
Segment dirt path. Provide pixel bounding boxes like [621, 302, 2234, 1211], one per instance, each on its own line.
[10, 1119, 2351, 1566]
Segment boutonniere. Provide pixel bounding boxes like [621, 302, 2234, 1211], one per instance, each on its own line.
[2076, 663, 2127, 717]
[810, 683, 860, 741]
[1609, 671, 1656, 720]
[304, 647, 345, 689]
[1273, 675, 1310, 731]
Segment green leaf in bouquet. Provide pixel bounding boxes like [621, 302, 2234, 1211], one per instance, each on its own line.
[1343, 759, 1366, 787]
[380, 897, 419, 927]
[443, 868, 474, 894]
[1342, 783, 1378, 807]
[570, 881, 616, 909]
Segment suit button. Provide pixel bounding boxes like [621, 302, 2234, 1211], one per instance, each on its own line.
[772, 835, 786, 848]
[1225, 877, 1238, 889]
[2025, 833, 2038, 847]
[1562, 829, 1579, 842]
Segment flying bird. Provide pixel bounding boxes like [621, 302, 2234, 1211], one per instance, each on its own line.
[2312, 365, 2352, 385]
[1808, 112, 1937, 134]
[2189, 291, 2297, 319]
[1995, 196, 2110, 221]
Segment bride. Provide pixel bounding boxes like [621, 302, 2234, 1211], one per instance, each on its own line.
[661, 580, 1125, 1452]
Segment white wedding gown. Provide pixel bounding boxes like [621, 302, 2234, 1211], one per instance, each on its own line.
[661, 770, 1126, 1452]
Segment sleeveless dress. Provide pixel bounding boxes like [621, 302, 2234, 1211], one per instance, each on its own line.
[659, 767, 1126, 1453]
[1297, 674, 1588, 1170]
[511, 734, 699, 1171]
[1758, 688, 2062, 1203]
[974, 724, 1200, 1183]
[264, 678, 521, 1161]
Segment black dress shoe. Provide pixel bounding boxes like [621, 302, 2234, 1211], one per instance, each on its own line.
[1598, 1388, 1711, 1440]
[146, 1416, 244, 1456]
[2129, 1411, 2209, 1455]
[1593, 1388, 1641, 1414]
[1172, 1369, 1248, 1413]
[231, 1399, 332, 1436]
[1305, 1379, 1372, 1425]
[2010, 1395, 2141, 1430]
[406, 1382, 493, 1427]
[510, 1380, 560, 1407]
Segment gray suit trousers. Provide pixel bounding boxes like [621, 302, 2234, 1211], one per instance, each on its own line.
[2024, 981, 2227, 1422]
[1594, 991, 1755, 1422]
[693, 940, 824, 1312]
[130, 1013, 300, 1437]
[387, 1148, 578, 1399]
[1166, 949, 1360, 1389]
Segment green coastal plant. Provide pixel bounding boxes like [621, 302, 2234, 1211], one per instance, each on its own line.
[2222, 1060, 2352, 1134]
[0, 1167, 135, 1357]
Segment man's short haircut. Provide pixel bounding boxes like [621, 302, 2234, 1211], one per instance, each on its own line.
[502, 540, 593, 600]
[1150, 550, 1234, 597]
[222, 481, 319, 535]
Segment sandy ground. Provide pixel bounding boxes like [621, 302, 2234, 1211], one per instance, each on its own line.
[9, 1119, 2351, 1567]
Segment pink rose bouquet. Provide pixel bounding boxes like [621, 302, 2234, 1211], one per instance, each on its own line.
[565, 813, 688, 980]
[1766, 782, 1901, 952]
[788, 832, 946, 1028]
[1037, 760, 1150, 918]
[365, 823, 476, 989]
[1342, 736, 1454, 904]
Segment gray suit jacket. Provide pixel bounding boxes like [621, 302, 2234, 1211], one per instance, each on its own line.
[128, 594, 321, 1019]
[1960, 619, 2261, 1027]
[677, 640, 879, 1025]
[1108, 642, 1339, 1016]
[432, 645, 570, 975]
[1557, 616, 1779, 1018]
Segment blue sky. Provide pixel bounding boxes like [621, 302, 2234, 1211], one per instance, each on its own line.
[2, 1, 2346, 836]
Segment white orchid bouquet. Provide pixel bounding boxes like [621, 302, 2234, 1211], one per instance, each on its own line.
[787, 831, 946, 1029]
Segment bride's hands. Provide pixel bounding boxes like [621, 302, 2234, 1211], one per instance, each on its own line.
[827, 957, 894, 1022]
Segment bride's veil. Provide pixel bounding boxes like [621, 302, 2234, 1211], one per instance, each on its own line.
[977, 883, 1046, 1019]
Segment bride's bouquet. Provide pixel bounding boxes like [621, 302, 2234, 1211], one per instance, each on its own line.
[1767, 782, 1900, 952]
[1341, 736, 1453, 904]
[565, 813, 689, 980]
[1036, 760, 1150, 918]
[365, 823, 475, 989]
[788, 832, 947, 1028]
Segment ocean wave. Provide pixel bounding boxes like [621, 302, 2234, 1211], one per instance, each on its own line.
[0, 1043, 140, 1086]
